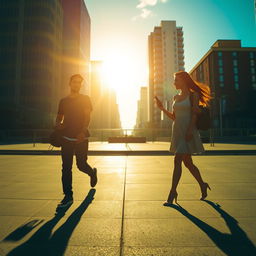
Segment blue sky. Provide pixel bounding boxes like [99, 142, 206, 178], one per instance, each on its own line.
[85, 0, 256, 128]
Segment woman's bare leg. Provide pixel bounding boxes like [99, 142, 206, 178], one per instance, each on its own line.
[183, 154, 210, 199]
[166, 154, 183, 203]
[170, 154, 183, 190]
[183, 154, 204, 186]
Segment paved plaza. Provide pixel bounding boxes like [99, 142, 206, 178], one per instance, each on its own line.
[0, 143, 255, 255]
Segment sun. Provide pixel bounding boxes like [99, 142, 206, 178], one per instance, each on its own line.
[102, 51, 134, 91]
[100, 47, 148, 128]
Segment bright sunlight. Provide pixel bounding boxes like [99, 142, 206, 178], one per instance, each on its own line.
[101, 47, 148, 128]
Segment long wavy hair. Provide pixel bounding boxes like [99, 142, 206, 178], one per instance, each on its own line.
[175, 71, 212, 107]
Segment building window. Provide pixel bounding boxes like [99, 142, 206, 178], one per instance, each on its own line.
[218, 60, 223, 66]
[234, 83, 239, 90]
[251, 68, 255, 74]
[222, 98, 227, 114]
[219, 67, 223, 74]
[250, 60, 255, 66]
[233, 67, 238, 74]
[234, 75, 239, 82]
[252, 75, 256, 82]
[218, 52, 222, 57]
[233, 60, 238, 66]
[219, 75, 224, 82]
[249, 52, 254, 59]
[232, 51, 237, 57]
[219, 82, 224, 87]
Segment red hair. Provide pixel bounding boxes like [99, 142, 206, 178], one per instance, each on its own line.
[175, 71, 212, 107]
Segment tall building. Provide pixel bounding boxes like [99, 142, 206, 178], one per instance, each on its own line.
[255, 0, 256, 23]
[190, 40, 256, 130]
[0, 0, 63, 129]
[90, 61, 121, 129]
[135, 87, 148, 128]
[148, 20, 185, 128]
[61, 0, 91, 95]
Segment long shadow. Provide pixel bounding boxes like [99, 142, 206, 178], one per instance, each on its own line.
[3, 219, 44, 241]
[167, 200, 256, 256]
[6, 189, 96, 256]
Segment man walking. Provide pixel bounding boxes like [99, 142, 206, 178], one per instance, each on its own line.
[55, 74, 97, 207]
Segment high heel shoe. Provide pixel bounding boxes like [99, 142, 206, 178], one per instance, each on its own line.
[200, 182, 211, 200]
[163, 190, 178, 206]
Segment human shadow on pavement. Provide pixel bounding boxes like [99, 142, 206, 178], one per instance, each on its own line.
[3, 219, 44, 241]
[168, 200, 256, 256]
[6, 189, 96, 256]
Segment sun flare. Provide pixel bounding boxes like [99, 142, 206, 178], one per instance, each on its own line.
[99, 47, 148, 128]
[102, 51, 134, 91]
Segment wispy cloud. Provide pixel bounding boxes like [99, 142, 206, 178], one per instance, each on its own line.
[132, 8, 153, 21]
[137, 0, 168, 9]
[137, 0, 157, 9]
[141, 8, 153, 18]
[133, 0, 168, 20]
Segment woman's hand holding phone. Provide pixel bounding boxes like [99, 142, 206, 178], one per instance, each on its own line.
[154, 96, 164, 110]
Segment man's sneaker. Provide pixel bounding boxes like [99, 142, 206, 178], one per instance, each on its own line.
[90, 168, 98, 187]
[57, 195, 73, 208]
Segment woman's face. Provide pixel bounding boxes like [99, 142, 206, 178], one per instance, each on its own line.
[174, 75, 186, 90]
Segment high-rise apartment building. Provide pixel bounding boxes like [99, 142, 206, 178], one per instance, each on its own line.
[254, 0, 256, 23]
[90, 61, 121, 129]
[148, 21, 185, 128]
[61, 0, 91, 96]
[135, 87, 148, 128]
[190, 40, 256, 130]
[0, 0, 63, 129]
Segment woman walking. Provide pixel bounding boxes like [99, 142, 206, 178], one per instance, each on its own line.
[155, 71, 212, 205]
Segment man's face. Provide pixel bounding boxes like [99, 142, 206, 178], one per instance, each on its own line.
[69, 77, 83, 92]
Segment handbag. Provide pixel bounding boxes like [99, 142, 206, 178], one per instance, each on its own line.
[189, 93, 211, 131]
[49, 129, 63, 147]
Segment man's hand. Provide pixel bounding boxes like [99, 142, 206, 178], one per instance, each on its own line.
[55, 123, 65, 130]
[76, 132, 86, 144]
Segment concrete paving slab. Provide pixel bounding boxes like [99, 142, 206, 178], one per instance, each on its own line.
[0, 199, 50, 217]
[62, 246, 120, 256]
[236, 218, 256, 242]
[123, 218, 228, 247]
[0, 216, 33, 241]
[126, 174, 172, 184]
[124, 201, 219, 219]
[0, 154, 255, 256]
[125, 183, 204, 201]
[123, 246, 227, 256]
[211, 200, 256, 218]
[0, 182, 61, 200]
[0, 245, 120, 256]
[31, 200, 122, 219]
[0, 216, 121, 254]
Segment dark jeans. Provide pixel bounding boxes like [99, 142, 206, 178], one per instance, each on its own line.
[61, 139, 93, 196]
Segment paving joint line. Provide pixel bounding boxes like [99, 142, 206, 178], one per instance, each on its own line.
[119, 156, 128, 256]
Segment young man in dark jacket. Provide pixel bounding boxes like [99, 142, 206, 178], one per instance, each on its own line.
[55, 74, 97, 207]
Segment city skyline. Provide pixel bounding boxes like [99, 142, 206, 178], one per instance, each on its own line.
[86, 0, 256, 128]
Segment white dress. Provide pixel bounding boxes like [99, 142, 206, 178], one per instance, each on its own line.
[169, 95, 205, 154]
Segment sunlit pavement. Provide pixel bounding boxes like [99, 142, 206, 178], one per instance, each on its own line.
[0, 142, 256, 155]
[0, 145, 256, 255]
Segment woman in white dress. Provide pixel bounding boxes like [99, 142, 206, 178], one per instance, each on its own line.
[155, 71, 212, 205]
